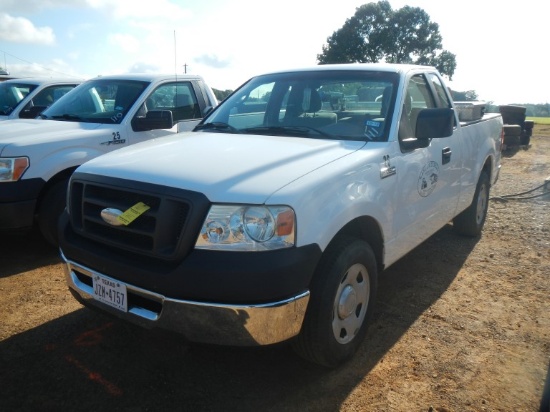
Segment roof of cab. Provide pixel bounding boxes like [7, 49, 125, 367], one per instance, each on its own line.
[0, 77, 84, 85]
[86, 73, 206, 83]
[253, 62, 438, 77]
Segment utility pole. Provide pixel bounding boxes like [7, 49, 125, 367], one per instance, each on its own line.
[183, 63, 188, 74]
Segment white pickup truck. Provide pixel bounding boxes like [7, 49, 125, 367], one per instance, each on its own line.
[0, 77, 82, 120]
[59, 64, 503, 368]
[0, 73, 217, 245]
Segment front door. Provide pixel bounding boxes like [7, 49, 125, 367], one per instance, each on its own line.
[388, 73, 462, 263]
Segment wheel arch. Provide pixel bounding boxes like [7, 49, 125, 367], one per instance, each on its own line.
[325, 215, 385, 274]
[482, 155, 494, 184]
[35, 167, 77, 216]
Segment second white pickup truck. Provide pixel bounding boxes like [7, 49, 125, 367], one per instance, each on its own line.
[0, 73, 217, 245]
[0, 77, 82, 121]
[59, 63, 503, 367]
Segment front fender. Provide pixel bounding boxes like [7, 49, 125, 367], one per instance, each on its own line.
[269, 144, 394, 253]
[23, 146, 112, 182]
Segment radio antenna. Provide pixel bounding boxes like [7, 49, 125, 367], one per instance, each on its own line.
[173, 30, 177, 80]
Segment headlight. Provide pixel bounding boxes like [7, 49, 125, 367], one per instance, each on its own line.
[196, 204, 295, 251]
[0, 157, 30, 182]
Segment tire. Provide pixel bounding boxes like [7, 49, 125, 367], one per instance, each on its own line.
[292, 237, 378, 368]
[453, 171, 490, 237]
[38, 180, 68, 247]
[524, 120, 535, 130]
[503, 124, 522, 147]
[503, 124, 522, 137]
[499, 105, 526, 126]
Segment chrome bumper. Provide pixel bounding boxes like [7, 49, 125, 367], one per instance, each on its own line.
[61, 253, 310, 346]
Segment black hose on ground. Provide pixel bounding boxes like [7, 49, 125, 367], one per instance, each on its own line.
[490, 181, 549, 202]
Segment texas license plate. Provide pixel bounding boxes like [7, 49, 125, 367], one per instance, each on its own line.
[92, 274, 127, 312]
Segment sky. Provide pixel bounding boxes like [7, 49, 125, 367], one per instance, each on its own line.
[0, 0, 548, 105]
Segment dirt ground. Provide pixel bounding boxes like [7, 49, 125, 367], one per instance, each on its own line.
[1, 125, 549, 412]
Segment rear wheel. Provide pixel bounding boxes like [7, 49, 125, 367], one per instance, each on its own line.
[38, 180, 68, 247]
[453, 171, 490, 237]
[292, 237, 378, 368]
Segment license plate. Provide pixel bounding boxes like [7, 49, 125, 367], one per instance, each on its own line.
[92, 274, 127, 312]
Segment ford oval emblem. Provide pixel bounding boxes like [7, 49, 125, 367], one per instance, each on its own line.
[101, 208, 124, 226]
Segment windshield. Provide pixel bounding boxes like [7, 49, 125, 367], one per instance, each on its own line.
[197, 70, 399, 141]
[0, 82, 38, 115]
[42, 79, 149, 123]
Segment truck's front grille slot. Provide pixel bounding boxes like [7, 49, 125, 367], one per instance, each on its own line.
[68, 175, 209, 261]
[84, 220, 154, 250]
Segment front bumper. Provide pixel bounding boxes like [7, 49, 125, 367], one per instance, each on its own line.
[0, 178, 44, 230]
[62, 253, 310, 346]
[0, 198, 36, 229]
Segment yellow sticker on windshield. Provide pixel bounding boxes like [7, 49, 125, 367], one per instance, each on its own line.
[117, 202, 150, 226]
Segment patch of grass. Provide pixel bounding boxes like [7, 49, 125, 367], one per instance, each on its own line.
[527, 117, 550, 125]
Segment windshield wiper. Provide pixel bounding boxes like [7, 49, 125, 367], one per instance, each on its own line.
[50, 114, 83, 121]
[194, 122, 239, 133]
[243, 126, 335, 139]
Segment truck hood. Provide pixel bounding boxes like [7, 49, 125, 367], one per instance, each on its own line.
[0, 119, 102, 154]
[78, 132, 366, 203]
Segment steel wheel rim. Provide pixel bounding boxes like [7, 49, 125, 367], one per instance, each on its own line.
[476, 182, 488, 224]
[332, 263, 370, 344]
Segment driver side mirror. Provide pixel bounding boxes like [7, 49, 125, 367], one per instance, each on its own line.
[416, 108, 454, 139]
[400, 108, 454, 151]
[132, 110, 174, 131]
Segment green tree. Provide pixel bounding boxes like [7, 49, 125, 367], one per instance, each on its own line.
[451, 90, 479, 101]
[318, 1, 457, 79]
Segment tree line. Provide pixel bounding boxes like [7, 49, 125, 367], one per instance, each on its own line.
[485, 103, 550, 118]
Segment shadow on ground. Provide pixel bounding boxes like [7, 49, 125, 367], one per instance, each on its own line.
[0, 225, 479, 412]
[0, 228, 60, 278]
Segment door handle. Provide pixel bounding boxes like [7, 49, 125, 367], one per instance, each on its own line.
[442, 147, 452, 165]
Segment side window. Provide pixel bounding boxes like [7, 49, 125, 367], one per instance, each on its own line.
[399, 74, 436, 142]
[31, 85, 75, 108]
[20, 87, 54, 118]
[427, 73, 452, 108]
[51, 85, 76, 102]
[33, 87, 55, 107]
[144, 83, 200, 122]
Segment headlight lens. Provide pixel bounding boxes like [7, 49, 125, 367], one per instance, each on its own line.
[196, 204, 295, 251]
[0, 157, 30, 182]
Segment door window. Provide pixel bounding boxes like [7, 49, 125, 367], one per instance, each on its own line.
[399, 74, 436, 143]
[144, 83, 200, 122]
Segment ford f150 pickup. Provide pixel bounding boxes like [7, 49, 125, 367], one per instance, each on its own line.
[0, 77, 82, 120]
[59, 63, 503, 367]
[0, 73, 217, 245]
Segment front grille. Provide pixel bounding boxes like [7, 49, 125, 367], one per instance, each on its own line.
[69, 173, 210, 261]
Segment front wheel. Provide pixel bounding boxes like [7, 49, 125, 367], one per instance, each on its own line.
[292, 237, 378, 368]
[453, 171, 490, 237]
